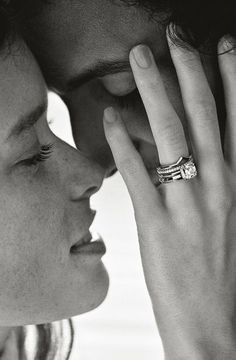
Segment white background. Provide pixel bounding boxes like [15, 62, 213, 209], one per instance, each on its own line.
[48, 93, 164, 360]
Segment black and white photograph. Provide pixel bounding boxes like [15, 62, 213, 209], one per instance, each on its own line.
[0, 0, 235, 358]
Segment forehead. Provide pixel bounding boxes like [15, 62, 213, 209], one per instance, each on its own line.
[0, 42, 46, 136]
[30, 0, 168, 86]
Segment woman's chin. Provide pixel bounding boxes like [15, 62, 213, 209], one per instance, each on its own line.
[66, 262, 110, 319]
[81, 264, 110, 314]
[0, 265, 110, 327]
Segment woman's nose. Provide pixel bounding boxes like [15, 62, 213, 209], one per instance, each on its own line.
[60, 142, 105, 201]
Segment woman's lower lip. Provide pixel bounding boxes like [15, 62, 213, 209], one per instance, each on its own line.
[71, 239, 106, 256]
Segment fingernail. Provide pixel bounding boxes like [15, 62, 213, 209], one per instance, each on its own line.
[132, 45, 153, 69]
[219, 35, 236, 53]
[104, 107, 117, 123]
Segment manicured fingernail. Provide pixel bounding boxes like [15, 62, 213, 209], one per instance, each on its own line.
[219, 35, 236, 53]
[104, 107, 117, 123]
[132, 45, 153, 69]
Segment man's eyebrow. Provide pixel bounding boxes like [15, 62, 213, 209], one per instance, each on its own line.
[66, 60, 131, 92]
[7, 101, 48, 140]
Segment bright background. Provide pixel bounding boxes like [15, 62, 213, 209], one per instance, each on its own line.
[48, 93, 164, 360]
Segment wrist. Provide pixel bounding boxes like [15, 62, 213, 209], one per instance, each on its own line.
[152, 307, 236, 360]
[161, 323, 236, 360]
[164, 335, 236, 360]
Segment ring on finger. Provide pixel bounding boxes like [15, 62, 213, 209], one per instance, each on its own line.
[156, 155, 197, 184]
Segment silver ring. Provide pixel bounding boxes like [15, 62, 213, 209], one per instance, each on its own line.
[156, 155, 197, 184]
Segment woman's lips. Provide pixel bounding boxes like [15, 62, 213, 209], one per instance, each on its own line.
[72, 232, 93, 248]
[70, 232, 106, 256]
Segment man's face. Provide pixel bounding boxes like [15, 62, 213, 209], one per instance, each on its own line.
[26, 0, 222, 176]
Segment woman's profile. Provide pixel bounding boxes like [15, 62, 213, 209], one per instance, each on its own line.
[0, 3, 108, 357]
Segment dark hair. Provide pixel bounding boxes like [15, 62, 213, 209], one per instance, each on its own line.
[9, 0, 235, 89]
[15, 0, 236, 50]
[0, 2, 74, 359]
[121, 0, 236, 52]
[0, 0, 14, 46]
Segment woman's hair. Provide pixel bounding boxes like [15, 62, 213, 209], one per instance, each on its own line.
[0, 2, 74, 359]
[17, 320, 74, 360]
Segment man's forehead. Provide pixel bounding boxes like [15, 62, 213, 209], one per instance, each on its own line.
[46, 33, 156, 93]
[31, 1, 162, 57]
[30, 0, 167, 90]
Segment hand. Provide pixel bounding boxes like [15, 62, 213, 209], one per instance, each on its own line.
[103, 33, 236, 359]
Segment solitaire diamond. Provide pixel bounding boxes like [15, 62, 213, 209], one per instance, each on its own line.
[180, 161, 197, 180]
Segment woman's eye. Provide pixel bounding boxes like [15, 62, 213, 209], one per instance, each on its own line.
[112, 88, 142, 110]
[19, 143, 54, 168]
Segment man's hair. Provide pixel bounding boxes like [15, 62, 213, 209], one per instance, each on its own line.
[5, 0, 235, 54]
[121, 0, 236, 52]
[12, 0, 236, 88]
[0, 0, 14, 46]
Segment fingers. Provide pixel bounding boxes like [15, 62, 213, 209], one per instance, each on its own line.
[129, 45, 189, 166]
[218, 36, 236, 170]
[167, 28, 223, 166]
[103, 107, 161, 215]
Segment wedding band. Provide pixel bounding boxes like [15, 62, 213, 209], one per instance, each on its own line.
[156, 155, 197, 184]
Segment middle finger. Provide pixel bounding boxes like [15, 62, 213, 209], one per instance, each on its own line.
[129, 45, 189, 166]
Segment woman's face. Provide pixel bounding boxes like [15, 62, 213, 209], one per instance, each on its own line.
[0, 41, 109, 326]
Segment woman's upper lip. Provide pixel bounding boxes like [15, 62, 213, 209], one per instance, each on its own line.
[71, 232, 93, 251]
[71, 210, 97, 249]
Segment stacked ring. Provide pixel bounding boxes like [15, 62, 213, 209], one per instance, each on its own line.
[156, 155, 197, 184]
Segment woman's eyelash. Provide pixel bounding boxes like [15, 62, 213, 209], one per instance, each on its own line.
[21, 143, 54, 167]
[37, 144, 54, 162]
[113, 88, 141, 110]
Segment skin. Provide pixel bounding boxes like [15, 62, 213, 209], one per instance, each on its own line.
[21, 1, 236, 357]
[103, 40, 236, 358]
[0, 39, 109, 327]
[24, 0, 224, 178]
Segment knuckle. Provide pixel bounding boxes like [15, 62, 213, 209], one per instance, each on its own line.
[190, 95, 217, 120]
[159, 119, 185, 148]
[221, 51, 236, 74]
[172, 45, 200, 67]
[116, 153, 141, 175]
[105, 123, 123, 140]
[181, 52, 201, 70]
[208, 187, 233, 214]
[147, 77, 160, 93]
[218, 191, 233, 211]
[171, 203, 205, 237]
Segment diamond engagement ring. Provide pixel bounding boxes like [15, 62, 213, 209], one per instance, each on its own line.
[156, 155, 197, 184]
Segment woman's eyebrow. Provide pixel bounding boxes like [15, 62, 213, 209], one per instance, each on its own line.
[66, 59, 131, 92]
[7, 101, 48, 140]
